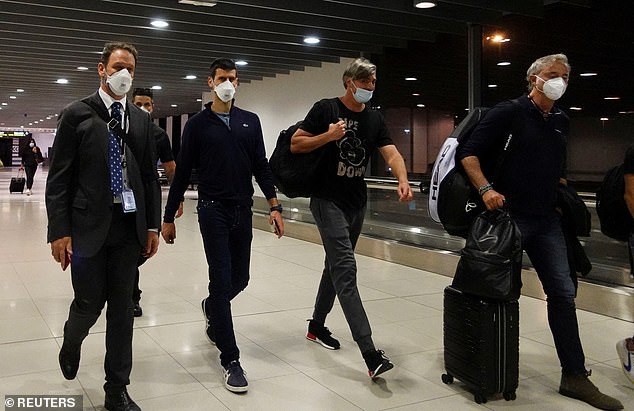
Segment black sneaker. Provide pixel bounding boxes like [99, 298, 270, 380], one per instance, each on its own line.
[223, 360, 248, 393]
[363, 349, 394, 379]
[133, 302, 142, 317]
[306, 319, 340, 350]
[201, 298, 216, 345]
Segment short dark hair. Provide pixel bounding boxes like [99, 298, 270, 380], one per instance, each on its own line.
[133, 88, 153, 100]
[100, 41, 138, 66]
[209, 58, 237, 79]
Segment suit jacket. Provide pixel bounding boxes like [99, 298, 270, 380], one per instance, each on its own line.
[46, 92, 161, 258]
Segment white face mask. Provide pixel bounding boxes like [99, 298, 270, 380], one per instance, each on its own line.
[351, 81, 373, 104]
[214, 80, 235, 103]
[106, 68, 133, 96]
[29, 142, 35, 147]
[536, 76, 567, 101]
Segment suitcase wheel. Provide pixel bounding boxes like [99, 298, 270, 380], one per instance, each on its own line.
[473, 392, 487, 404]
[503, 391, 516, 401]
[441, 373, 454, 384]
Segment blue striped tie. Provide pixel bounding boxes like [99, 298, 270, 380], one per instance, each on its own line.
[108, 102, 124, 196]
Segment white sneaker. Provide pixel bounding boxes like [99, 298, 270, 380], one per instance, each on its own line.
[616, 338, 634, 385]
[25, 189, 32, 196]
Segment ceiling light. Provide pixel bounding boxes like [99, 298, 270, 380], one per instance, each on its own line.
[150, 20, 169, 28]
[303, 36, 320, 44]
[569, 107, 583, 111]
[604, 97, 620, 100]
[151, 85, 162, 90]
[16, 89, 24, 92]
[235, 60, 248, 66]
[497, 61, 511, 66]
[487, 84, 497, 88]
[196, 98, 202, 102]
[412, 93, 420, 96]
[487, 35, 510, 43]
[405, 77, 417, 81]
[56, 78, 69, 84]
[414, 1, 437, 8]
[9, 96, 16, 99]
[178, 0, 217, 6]
[77, 66, 89, 71]
[417, 104, 425, 108]
[171, 104, 178, 107]
[185, 75, 197, 80]
[579, 72, 597, 77]
[600, 117, 609, 121]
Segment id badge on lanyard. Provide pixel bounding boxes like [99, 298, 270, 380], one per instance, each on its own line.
[117, 109, 136, 214]
[122, 188, 136, 213]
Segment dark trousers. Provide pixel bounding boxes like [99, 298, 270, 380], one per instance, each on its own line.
[625, 233, 633, 341]
[133, 255, 146, 303]
[512, 211, 586, 374]
[24, 164, 36, 189]
[197, 200, 252, 368]
[310, 197, 374, 353]
[63, 206, 141, 390]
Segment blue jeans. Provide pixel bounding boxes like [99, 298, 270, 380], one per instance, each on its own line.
[197, 200, 252, 368]
[512, 211, 586, 374]
[310, 197, 375, 353]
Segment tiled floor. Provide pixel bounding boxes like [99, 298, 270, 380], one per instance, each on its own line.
[0, 167, 632, 410]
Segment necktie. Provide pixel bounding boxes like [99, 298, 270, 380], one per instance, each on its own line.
[108, 102, 124, 196]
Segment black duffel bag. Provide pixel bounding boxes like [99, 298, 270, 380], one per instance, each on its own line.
[452, 208, 523, 301]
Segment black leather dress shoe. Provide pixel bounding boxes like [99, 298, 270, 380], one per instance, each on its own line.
[133, 302, 142, 317]
[58, 344, 80, 380]
[104, 389, 141, 411]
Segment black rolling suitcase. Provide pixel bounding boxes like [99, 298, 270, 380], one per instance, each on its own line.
[9, 169, 26, 193]
[442, 286, 519, 404]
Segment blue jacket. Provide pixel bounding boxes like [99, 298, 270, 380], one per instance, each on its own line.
[164, 103, 276, 222]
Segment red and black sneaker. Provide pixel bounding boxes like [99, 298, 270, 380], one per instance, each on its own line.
[306, 319, 340, 350]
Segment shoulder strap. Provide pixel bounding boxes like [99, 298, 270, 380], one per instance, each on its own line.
[328, 98, 340, 123]
[492, 98, 523, 184]
[81, 98, 131, 147]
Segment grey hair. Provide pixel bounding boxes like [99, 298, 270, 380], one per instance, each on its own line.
[526, 53, 571, 91]
[342, 57, 376, 88]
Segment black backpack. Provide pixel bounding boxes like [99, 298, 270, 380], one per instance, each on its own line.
[430, 99, 521, 238]
[452, 208, 523, 301]
[596, 164, 632, 241]
[269, 99, 339, 198]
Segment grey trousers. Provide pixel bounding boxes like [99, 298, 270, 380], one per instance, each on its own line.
[310, 197, 374, 353]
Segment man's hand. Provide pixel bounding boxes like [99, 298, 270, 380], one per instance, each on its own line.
[397, 182, 413, 202]
[143, 231, 159, 258]
[327, 120, 346, 142]
[269, 211, 284, 238]
[175, 201, 184, 219]
[482, 189, 506, 210]
[51, 236, 72, 270]
[162, 222, 176, 244]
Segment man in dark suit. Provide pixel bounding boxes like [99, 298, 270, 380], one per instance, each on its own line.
[46, 41, 161, 411]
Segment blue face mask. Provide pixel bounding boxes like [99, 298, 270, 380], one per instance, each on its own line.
[352, 82, 373, 104]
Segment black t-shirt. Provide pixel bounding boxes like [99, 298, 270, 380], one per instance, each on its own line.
[152, 123, 174, 164]
[301, 98, 393, 212]
[624, 145, 634, 175]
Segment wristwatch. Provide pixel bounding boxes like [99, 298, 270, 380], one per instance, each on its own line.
[270, 204, 283, 214]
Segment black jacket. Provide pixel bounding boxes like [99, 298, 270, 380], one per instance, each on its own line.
[46, 92, 161, 258]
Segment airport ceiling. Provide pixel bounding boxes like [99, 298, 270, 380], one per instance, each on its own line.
[0, 0, 633, 131]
